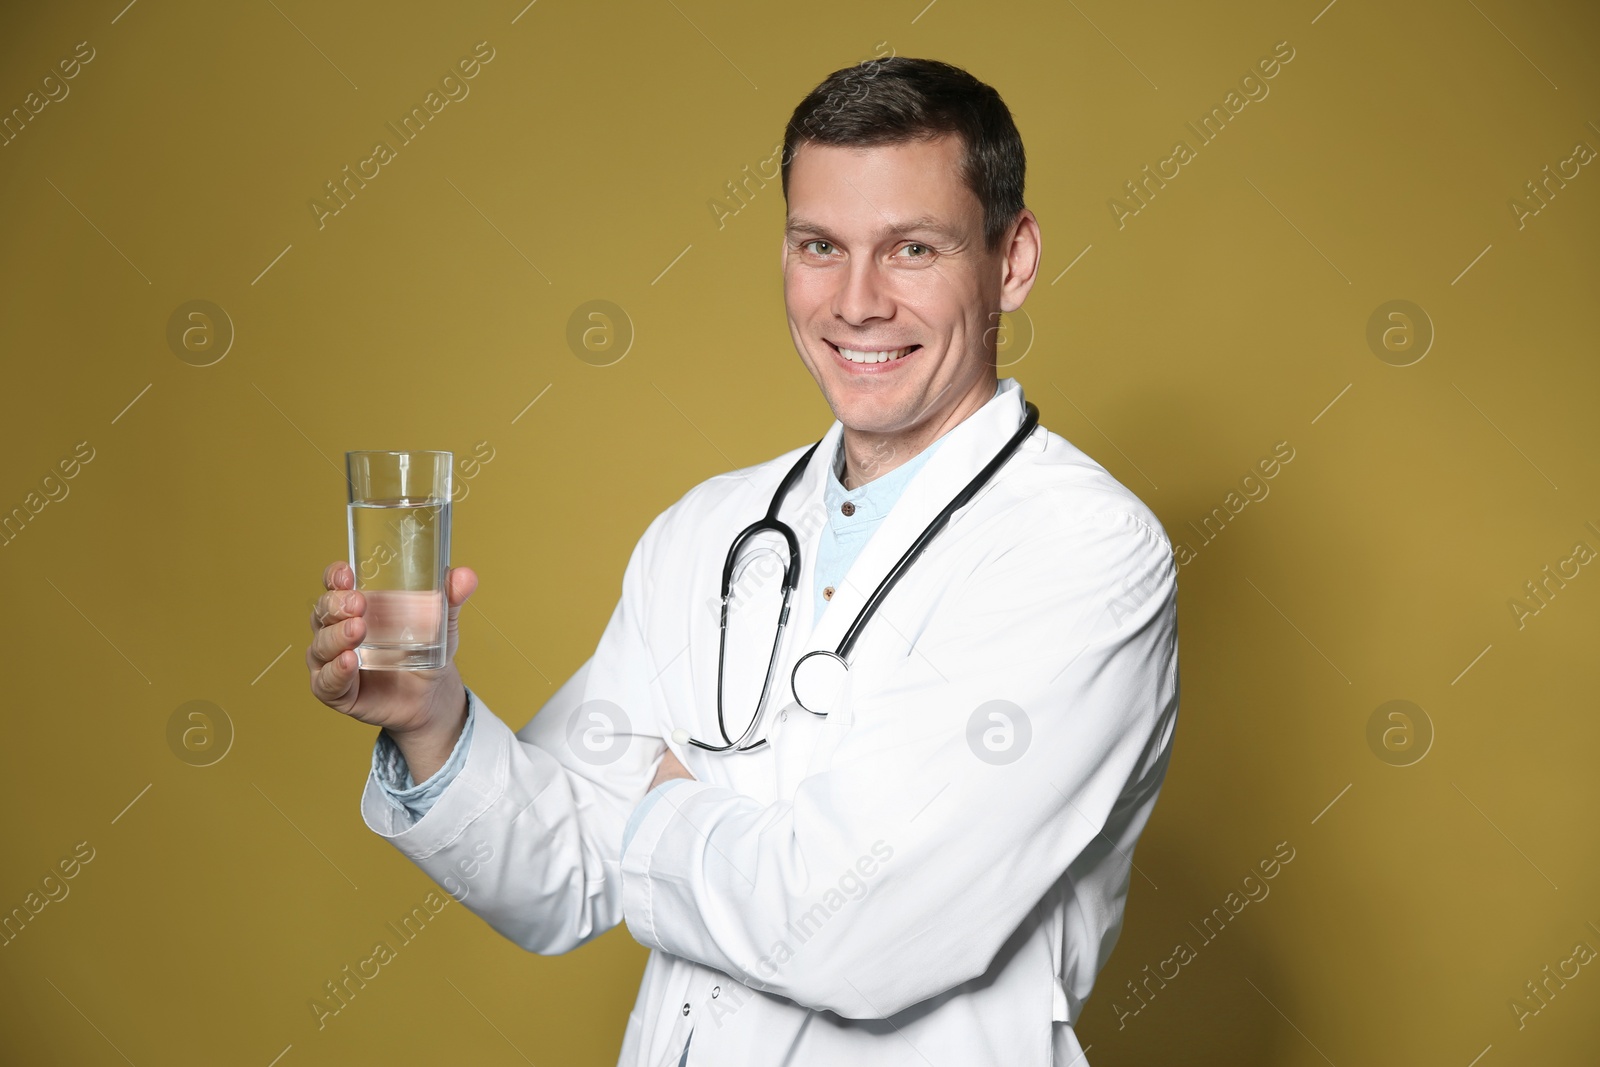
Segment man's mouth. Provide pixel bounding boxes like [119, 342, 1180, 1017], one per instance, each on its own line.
[825, 340, 922, 365]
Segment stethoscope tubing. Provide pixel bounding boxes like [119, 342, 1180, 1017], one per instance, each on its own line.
[828, 401, 1039, 666]
[698, 441, 819, 752]
[687, 401, 1040, 752]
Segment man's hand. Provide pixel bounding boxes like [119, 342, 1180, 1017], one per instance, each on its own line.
[306, 560, 479, 781]
[649, 746, 695, 792]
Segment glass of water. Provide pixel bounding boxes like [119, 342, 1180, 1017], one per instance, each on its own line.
[345, 451, 453, 670]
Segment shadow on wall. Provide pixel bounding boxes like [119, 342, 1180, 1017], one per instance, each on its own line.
[1075, 842, 1288, 1063]
[1055, 381, 1310, 1063]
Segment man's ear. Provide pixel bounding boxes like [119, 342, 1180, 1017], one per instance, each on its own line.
[999, 208, 1042, 314]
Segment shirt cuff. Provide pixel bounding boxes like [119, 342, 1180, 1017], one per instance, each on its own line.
[622, 777, 691, 856]
[371, 692, 477, 823]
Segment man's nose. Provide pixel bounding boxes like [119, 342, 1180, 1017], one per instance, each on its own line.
[833, 258, 894, 325]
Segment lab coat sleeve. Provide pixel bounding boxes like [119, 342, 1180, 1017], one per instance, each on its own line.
[358, 516, 670, 955]
[619, 509, 1179, 1018]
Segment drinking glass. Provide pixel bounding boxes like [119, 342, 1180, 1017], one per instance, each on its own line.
[345, 451, 452, 670]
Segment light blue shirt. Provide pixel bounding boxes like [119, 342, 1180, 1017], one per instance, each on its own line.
[621, 777, 690, 853]
[372, 696, 476, 820]
[813, 433, 945, 625]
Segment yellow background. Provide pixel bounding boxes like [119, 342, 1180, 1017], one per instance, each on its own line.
[1, 0, 1596, 1063]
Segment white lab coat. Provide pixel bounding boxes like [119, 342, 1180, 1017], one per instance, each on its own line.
[361, 376, 1180, 1066]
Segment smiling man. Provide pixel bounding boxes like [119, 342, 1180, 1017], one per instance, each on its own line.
[309, 57, 1179, 1066]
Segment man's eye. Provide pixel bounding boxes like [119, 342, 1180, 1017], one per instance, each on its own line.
[897, 243, 931, 258]
[803, 239, 834, 256]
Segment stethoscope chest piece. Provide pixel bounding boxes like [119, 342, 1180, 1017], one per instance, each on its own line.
[791, 649, 850, 718]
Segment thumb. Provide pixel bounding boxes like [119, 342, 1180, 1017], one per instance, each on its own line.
[446, 566, 478, 613]
[442, 566, 478, 663]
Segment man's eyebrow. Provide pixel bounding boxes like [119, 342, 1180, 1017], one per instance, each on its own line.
[785, 215, 962, 241]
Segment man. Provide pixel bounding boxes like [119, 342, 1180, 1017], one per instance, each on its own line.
[307, 56, 1178, 1066]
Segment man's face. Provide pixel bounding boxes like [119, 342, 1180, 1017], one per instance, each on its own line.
[782, 134, 1028, 438]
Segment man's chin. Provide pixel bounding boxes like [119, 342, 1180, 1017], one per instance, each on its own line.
[827, 396, 917, 436]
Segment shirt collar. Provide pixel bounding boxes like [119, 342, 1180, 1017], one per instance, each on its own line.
[819, 380, 1000, 528]
[823, 431, 946, 530]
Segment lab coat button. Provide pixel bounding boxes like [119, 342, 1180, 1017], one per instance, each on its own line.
[682, 1003, 691, 1016]
[840, 501, 856, 516]
[711, 986, 721, 998]
[823, 586, 835, 600]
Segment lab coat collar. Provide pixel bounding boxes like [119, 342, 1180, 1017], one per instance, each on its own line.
[786, 376, 1031, 669]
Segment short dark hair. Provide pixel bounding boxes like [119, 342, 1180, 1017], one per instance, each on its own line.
[781, 56, 1027, 255]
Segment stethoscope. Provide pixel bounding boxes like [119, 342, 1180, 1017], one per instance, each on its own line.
[672, 400, 1041, 753]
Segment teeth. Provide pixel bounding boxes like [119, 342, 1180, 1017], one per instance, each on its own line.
[836, 346, 912, 364]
